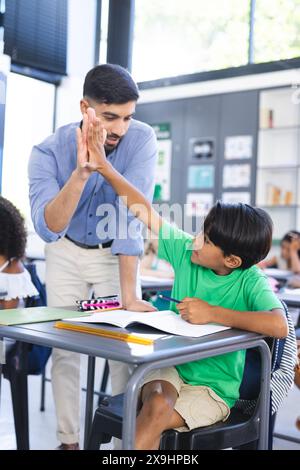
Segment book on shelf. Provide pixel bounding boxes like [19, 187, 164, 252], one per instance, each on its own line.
[260, 108, 274, 129]
[62, 309, 230, 338]
[266, 184, 293, 206]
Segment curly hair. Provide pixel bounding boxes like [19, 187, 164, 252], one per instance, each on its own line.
[0, 196, 27, 260]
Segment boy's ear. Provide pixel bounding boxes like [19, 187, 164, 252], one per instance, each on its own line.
[224, 254, 242, 269]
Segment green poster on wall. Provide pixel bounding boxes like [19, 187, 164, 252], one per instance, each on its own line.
[151, 123, 172, 202]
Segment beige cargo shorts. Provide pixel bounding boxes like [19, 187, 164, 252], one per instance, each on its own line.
[141, 366, 230, 431]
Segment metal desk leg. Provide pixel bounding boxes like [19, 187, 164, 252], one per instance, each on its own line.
[83, 355, 95, 449]
[122, 362, 149, 450]
[0, 364, 2, 409]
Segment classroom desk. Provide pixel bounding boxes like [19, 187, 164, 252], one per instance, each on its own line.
[264, 268, 293, 282]
[277, 291, 300, 309]
[141, 277, 173, 293]
[0, 319, 271, 450]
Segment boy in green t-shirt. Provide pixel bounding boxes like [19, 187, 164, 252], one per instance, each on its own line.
[82, 112, 288, 450]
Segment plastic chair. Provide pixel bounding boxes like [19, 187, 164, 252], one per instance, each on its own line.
[1, 262, 51, 449]
[2, 341, 30, 449]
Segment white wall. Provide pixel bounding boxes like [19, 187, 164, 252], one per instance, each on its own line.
[1, 73, 55, 230]
[55, 0, 97, 128]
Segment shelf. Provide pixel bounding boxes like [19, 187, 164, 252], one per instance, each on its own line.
[260, 205, 300, 209]
[257, 87, 300, 240]
[259, 125, 300, 132]
[257, 166, 300, 171]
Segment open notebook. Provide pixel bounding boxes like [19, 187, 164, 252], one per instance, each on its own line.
[63, 309, 230, 338]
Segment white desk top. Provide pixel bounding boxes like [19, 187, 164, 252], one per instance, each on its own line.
[264, 268, 293, 280]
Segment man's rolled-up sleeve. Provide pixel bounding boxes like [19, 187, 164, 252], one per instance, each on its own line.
[28, 145, 69, 243]
[111, 128, 158, 256]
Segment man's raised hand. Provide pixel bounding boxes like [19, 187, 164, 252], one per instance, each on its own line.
[86, 109, 109, 173]
[75, 112, 91, 181]
[76, 107, 108, 178]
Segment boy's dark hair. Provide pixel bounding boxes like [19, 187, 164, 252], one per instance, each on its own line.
[204, 201, 273, 269]
[0, 196, 27, 260]
[83, 63, 139, 104]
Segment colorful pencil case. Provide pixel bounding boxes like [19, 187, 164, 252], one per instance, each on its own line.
[76, 295, 121, 312]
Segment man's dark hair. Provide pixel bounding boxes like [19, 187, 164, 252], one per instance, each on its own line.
[0, 196, 27, 260]
[83, 63, 139, 104]
[204, 201, 273, 269]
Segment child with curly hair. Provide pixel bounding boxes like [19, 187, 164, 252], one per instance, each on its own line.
[0, 196, 38, 361]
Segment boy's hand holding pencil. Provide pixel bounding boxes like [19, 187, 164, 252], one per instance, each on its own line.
[177, 297, 214, 324]
[158, 294, 214, 324]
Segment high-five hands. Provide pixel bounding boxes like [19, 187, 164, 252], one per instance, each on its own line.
[177, 297, 214, 324]
[75, 107, 108, 180]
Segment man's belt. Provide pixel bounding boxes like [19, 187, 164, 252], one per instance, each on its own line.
[65, 234, 113, 249]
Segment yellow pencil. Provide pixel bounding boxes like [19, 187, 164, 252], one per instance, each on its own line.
[54, 321, 154, 346]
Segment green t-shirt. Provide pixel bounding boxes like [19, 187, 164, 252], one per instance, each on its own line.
[158, 222, 282, 408]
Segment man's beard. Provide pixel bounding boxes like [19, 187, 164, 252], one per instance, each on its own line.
[104, 135, 123, 154]
[104, 145, 114, 155]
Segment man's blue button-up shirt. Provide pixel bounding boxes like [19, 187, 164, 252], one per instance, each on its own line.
[28, 119, 158, 256]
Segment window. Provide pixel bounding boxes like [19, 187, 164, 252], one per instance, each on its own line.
[4, 0, 67, 75]
[99, 0, 109, 65]
[132, 0, 250, 82]
[1, 73, 55, 230]
[254, 0, 300, 64]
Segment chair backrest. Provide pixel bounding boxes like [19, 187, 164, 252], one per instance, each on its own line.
[269, 300, 297, 414]
[24, 262, 47, 307]
[238, 300, 297, 415]
[23, 262, 51, 375]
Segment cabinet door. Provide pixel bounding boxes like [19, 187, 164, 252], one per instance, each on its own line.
[218, 90, 259, 204]
[183, 96, 221, 229]
[135, 100, 186, 206]
[184, 94, 220, 185]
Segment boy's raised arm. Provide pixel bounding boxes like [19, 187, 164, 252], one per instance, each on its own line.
[82, 116, 163, 235]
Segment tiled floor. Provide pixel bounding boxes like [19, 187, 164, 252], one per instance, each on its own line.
[0, 355, 300, 450]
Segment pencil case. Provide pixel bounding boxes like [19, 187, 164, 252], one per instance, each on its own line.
[76, 295, 121, 311]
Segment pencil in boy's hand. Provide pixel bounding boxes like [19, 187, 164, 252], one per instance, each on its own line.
[158, 294, 181, 304]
